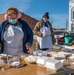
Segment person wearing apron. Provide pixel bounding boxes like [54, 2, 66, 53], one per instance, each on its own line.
[0, 7, 33, 55]
[33, 12, 55, 50]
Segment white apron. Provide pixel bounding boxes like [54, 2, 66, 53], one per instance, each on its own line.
[37, 25, 52, 49]
[3, 25, 24, 55]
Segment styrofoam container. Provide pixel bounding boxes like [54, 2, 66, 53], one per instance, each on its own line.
[36, 56, 49, 66]
[45, 59, 62, 71]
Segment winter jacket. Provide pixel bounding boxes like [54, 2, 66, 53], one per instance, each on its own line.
[0, 19, 33, 53]
[33, 20, 55, 44]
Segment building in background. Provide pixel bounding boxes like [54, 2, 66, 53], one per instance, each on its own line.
[69, 0, 74, 32]
[0, 13, 38, 30]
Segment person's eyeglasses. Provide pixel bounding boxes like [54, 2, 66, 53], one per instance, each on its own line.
[44, 17, 47, 18]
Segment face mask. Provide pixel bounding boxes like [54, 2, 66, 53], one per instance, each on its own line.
[8, 19, 17, 24]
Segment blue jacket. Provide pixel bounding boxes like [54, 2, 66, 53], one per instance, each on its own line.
[0, 19, 33, 53]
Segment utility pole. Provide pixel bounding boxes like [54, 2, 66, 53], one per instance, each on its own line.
[66, 19, 68, 31]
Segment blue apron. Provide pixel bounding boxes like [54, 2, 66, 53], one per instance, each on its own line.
[37, 25, 52, 49]
[3, 25, 24, 55]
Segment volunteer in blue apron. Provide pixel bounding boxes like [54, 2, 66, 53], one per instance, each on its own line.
[33, 12, 55, 50]
[0, 7, 33, 55]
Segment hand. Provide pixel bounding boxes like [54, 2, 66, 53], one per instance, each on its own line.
[42, 34, 47, 37]
[25, 44, 32, 53]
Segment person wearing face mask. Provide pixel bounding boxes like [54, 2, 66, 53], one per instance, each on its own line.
[0, 7, 33, 55]
[33, 12, 55, 50]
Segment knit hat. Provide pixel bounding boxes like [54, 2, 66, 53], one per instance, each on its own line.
[43, 12, 49, 19]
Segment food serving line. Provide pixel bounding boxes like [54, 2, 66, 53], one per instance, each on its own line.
[0, 49, 74, 75]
